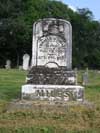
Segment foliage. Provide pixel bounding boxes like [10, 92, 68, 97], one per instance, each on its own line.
[0, 0, 100, 68]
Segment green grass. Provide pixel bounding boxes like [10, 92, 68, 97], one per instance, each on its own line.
[78, 70, 100, 103]
[0, 127, 99, 133]
[0, 69, 100, 132]
[0, 69, 26, 101]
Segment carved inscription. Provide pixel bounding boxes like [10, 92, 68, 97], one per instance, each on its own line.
[37, 35, 66, 66]
[32, 18, 72, 69]
[22, 85, 84, 101]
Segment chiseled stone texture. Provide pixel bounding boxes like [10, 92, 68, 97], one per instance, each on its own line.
[32, 18, 72, 70]
[26, 66, 76, 85]
[22, 85, 84, 102]
[21, 18, 84, 102]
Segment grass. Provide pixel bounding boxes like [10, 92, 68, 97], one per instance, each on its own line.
[0, 69, 26, 101]
[0, 69, 100, 132]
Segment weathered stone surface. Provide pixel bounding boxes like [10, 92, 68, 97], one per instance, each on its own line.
[22, 85, 84, 101]
[22, 54, 30, 70]
[32, 18, 72, 70]
[5, 60, 11, 69]
[26, 66, 76, 85]
[21, 18, 84, 102]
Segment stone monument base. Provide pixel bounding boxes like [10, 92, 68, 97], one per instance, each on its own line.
[26, 66, 76, 85]
[21, 84, 84, 102]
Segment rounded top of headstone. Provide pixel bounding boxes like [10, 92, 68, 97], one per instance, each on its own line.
[32, 18, 72, 69]
[23, 54, 30, 59]
[33, 18, 72, 29]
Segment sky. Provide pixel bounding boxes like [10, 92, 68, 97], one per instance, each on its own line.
[60, 0, 100, 20]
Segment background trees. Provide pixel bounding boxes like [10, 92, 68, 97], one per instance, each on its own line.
[0, 0, 100, 69]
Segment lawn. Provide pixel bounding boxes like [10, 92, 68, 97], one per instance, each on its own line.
[0, 69, 100, 133]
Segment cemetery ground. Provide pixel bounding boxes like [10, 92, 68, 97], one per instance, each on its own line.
[0, 69, 100, 132]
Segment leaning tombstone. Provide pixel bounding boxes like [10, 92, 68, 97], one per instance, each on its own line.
[5, 60, 11, 69]
[22, 54, 30, 70]
[21, 18, 84, 102]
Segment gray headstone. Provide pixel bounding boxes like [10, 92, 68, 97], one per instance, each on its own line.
[31, 18, 72, 69]
[82, 72, 88, 85]
[22, 54, 30, 70]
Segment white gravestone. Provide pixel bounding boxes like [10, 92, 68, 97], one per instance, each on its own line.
[5, 60, 11, 69]
[22, 54, 30, 70]
[32, 18, 72, 69]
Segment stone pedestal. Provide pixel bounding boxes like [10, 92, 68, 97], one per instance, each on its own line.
[26, 67, 76, 85]
[22, 85, 84, 102]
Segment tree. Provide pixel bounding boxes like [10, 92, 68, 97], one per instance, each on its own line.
[0, 0, 100, 69]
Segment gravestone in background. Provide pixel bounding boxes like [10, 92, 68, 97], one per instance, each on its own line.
[82, 72, 88, 85]
[22, 54, 30, 70]
[21, 18, 84, 102]
[5, 60, 11, 69]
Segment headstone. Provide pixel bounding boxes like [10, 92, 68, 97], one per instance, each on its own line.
[82, 71, 88, 85]
[32, 18, 72, 69]
[19, 65, 23, 70]
[86, 67, 89, 73]
[5, 60, 11, 69]
[21, 18, 84, 102]
[22, 54, 30, 70]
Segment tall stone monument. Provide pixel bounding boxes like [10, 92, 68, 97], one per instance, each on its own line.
[21, 18, 84, 102]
